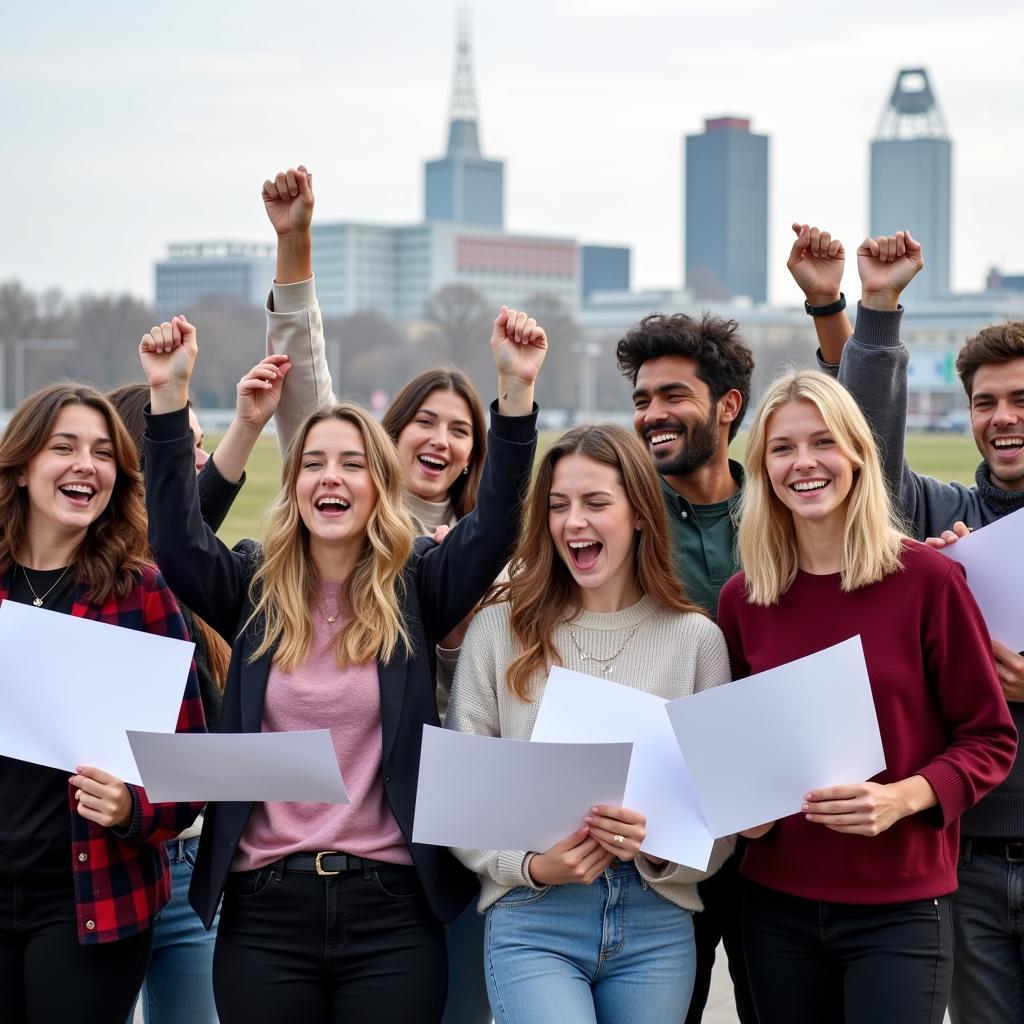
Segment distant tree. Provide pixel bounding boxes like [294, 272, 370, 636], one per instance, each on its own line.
[519, 292, 582, 412]
[421, 284, 495, 390]
[70, 293, 155, 390]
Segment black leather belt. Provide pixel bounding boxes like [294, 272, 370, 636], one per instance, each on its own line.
[967, 838, 1024, 862]
[281, 851, 391, 877]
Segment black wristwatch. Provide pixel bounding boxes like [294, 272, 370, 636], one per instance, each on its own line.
[804, 292, 846, 317]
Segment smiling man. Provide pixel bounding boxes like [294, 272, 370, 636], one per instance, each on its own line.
[615, 312, 757, 1024]
[616, 313, 754, 621]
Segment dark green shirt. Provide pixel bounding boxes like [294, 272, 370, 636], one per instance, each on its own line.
[660, 461, 744, 620]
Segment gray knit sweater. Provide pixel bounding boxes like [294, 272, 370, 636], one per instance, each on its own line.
[445, 595, 736, 913]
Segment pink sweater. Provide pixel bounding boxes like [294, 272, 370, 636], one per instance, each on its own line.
[234, 584, 412, 870]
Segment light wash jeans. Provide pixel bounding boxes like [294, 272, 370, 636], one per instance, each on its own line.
[950, 841, 1024, 1024]
[130, 836, 219, 1024]
[484, 861, 696, 1024]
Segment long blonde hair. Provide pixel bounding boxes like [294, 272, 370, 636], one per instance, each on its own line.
[493, 424, 703, 701]
[247, 404, 415, 670]
[738, 370, 905, 605]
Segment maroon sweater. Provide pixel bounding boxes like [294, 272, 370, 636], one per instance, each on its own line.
[717, 540, 1017, 904]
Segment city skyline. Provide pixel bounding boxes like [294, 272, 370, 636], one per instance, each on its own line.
[5, 0, 1023, 307]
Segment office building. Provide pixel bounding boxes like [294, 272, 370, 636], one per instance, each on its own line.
[870, 68, 952, 302]
[684, 116, 769, 303]
[580, 245, 631, 301]
[154, 242, 275, 313]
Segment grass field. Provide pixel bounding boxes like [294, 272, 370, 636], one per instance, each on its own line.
[211, 429, 983, 548]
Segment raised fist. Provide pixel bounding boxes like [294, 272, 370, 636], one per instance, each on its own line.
[262, 166, 314, 237]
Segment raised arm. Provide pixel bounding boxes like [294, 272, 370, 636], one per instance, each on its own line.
[416, 306, 545, 640]
[139, 318, 284, 638]
[833, 231, 925, 526]
[787, 222, 853, 367]
[261, 165, 334, 453]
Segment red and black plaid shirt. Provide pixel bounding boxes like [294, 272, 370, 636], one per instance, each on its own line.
[0, 564, 206, 944]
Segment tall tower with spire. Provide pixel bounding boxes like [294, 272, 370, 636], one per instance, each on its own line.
[424, 9, 504, 228]
[870, 68, 952, 300]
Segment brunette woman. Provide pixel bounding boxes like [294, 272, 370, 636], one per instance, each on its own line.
[719, 370, 1016, 1024]
[0, 384, 205, 1024]
[446, 424, 734, 1024]
[139, 304, 544, 1022]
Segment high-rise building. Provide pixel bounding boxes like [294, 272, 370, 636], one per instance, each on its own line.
[870, 68, 952, 302]
[684, 116, 769, 304]
[580, 245, 630, 301]
[424, 15, 504, 228]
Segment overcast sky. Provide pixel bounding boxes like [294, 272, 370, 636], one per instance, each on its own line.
[5, 0, 1023, 307]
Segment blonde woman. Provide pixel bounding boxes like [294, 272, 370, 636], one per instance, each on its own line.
[138, 310, 545, 1023]
[718, 370, 1016, 1024]
[446, 424, 734, 1024]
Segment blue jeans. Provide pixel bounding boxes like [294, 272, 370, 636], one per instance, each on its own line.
[131, 836, 219, 1024]
[950, 839, 1024, 1024]
[484, 861, 696, 1024]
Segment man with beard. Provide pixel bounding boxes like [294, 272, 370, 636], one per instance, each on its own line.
[792, 225, 1024, 1024]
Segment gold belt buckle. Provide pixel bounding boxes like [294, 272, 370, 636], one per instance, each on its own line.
[315, 851, 341, 876]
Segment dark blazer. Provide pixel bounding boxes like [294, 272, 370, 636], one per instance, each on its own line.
[143, 401, 537, 926]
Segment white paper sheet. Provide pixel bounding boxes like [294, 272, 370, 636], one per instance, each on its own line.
[940, 506, 1024, 652]
[0, 601, 195, 784]
[666, 636, 885, 838]
[531, 667, 714, 870]
[412, 725, 631, 851]
[126, 729, 350, 803]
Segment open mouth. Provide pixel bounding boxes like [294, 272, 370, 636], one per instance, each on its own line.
[568, 539, 603, 570]
[58, 483, 96, 506]
[417, 453, 449, 475]
[790, 480, 830, 496]
[646, 431, 680, 449]
[315, 495, 351, 515]
[991, 436, 1024, 456]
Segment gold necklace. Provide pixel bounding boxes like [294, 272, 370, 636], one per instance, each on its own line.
[21, 563, 73, 608]
[320, 586, 342, 625]
[566, 621, 642, 677]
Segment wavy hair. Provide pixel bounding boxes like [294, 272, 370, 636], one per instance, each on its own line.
[0, 383, 149, 603]
[381, 369, 488, 519]
[246, 403, 415, 671]
[738, 370, 905, 605]
[493, 423, 703, 701]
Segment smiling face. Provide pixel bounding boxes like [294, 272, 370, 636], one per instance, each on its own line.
[632, 355, 724, 477]
[547, 454, 642, 612]
[394, 388, 475, 503]
[970, 357, 1024, 491]
[764, 399, 855, 531]
[294, 418, 378, 559]
[20, 404, 117, 548]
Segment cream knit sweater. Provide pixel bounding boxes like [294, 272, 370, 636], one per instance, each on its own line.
[445, 594, 736, 913]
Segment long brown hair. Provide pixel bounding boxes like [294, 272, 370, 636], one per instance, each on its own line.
[0, 383, 148, 604]
[247, 404, 416, 671]
[496, 423, 703, 701]
[382, 369, 487, 519]
[107, 382, 230, 688]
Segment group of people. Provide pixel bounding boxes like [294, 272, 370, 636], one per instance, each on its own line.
[0, 165, 1021, 1024]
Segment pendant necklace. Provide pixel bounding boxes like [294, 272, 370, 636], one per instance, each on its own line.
[21, 563, 73, 607]
[566, 621, 642, 677]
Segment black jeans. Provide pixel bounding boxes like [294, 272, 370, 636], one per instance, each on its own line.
[686, 846, 758, 1024]
[0, 877, 153, 1024]
[213, 860, 447, 1023]
[742, 881, 953, 1024]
